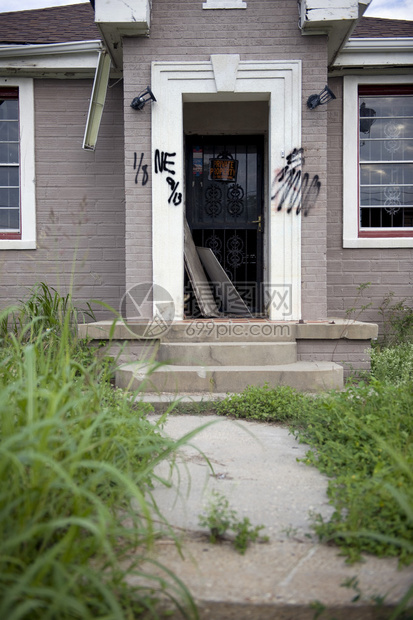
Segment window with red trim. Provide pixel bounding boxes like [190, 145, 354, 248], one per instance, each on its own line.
[0, 87, 20, 239]
[358, 85, 413, 237]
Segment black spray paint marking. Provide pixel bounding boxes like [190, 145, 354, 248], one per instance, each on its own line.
[271, 148, 321, 216]
[166, 177, 182, 206]
[154, 150, 176, 175]
[154, 149, 182, 206]
[133, 152, 148, 186]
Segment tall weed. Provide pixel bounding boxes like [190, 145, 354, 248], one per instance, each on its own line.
[0, 281, 95, 343]
[0, 288, 198, 620]
[378, 292, 413, 346]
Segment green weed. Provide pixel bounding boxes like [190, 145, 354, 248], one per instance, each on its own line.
[216, 383, 311, 423]
[198, 490, 268, 554]
[370, 342, 413, 386]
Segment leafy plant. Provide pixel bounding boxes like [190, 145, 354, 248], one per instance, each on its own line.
[232, 517, 267, 554]
[216, 383, 312, 423]
[370, 342, 413, 386]
[198, 490, 268, 554]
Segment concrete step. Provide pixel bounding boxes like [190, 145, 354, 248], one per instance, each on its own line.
[116, 360, 343, 394]
[157, 341, 297, 366]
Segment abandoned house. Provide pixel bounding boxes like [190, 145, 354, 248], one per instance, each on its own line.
[0, 0, 412, 394]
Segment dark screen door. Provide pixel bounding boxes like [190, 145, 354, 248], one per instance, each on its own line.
[185, 135, 264, 315]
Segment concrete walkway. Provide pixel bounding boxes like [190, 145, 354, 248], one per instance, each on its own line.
[136, 415, 413, 619]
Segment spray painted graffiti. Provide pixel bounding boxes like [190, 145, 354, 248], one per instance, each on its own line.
[271, 148, 321, 216]
[154, 149, 182, 206]
[133, 152, 148, 186]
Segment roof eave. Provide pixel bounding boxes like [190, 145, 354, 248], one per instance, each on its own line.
[332, 37, 413, 70]
[0, 40, 121, 78]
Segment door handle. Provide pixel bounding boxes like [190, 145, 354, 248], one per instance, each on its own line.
[252, 215, 262, 232]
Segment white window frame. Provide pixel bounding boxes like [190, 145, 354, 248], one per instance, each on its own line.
[0, 77, 36, 249]
[343, 74, 413, 248]
[203, 0, 247, 9]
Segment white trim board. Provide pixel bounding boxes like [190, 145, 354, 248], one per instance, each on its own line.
[151, 57, 302, 321]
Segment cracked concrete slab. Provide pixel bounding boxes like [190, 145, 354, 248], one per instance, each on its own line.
[138, 415, 413, 619]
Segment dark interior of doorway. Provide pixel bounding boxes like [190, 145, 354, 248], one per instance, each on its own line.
[185, 134, 265, 318]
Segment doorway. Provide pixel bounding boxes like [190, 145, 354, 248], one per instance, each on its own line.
[185, 135, 264, 316]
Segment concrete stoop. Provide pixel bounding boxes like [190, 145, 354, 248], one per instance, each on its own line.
[78, 318, 380, 398]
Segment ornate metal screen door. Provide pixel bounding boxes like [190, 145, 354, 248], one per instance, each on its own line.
[185, 135, 264, 316]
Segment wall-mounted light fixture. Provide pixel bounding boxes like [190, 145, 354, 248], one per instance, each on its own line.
[307, 85, 336, 110]
[130, 86, 157, 111]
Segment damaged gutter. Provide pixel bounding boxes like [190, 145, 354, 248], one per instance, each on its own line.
[83, 50, 112, 150]
[0, 40, 106, 76]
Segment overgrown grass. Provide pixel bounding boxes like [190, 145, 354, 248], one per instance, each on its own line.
[295, 380, 413, 565]
[0, 285, 198, 620]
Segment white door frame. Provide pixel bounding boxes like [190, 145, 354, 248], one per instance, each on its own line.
[151, 56, 302, 320]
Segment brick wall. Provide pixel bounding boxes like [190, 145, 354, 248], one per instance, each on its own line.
[123, 0, 329, 319]
[327, 77, 413, 334]
[297, 339, 371, 379]
[0, 79, 125, 319]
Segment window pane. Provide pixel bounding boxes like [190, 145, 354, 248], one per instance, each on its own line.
[360, 139, 413, 162]
[0, 121, 19, 142]
[0, 208, 19, 230]
[360, 185, 413, 207]
[361, 207, 413, 228]
[0, 100, 18, 120]
[360, 95, 413, 118]
[0, 142, 19, 164]
[0, 187, 20, 209]
[0, 167, 19, 186]
[360, 163, 413, 186]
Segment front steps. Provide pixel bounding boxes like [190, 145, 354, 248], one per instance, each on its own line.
[116, 359, 343, 394]
[78, 318, 379, 399]
[110, 323, 344, 396]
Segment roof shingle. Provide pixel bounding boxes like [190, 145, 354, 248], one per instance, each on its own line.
[0, 3, 99, 45]
[352, 16, 413, 38]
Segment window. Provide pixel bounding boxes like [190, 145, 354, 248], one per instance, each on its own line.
[359, 86, 413, 235]
[0, 78, 35, 249]
[343, 75, 413, 248]
[202, 0, 247, 9]
[0, 88, 20, 238]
